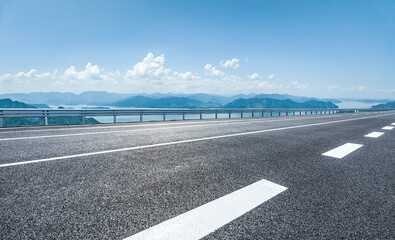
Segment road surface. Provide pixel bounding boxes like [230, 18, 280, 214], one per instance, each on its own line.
[1, 111, 394, 239]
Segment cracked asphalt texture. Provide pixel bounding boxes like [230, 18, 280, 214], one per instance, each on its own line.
[0, 111, 394, 239]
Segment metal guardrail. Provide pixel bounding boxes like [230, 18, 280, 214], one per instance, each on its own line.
[0, 108, 393, 127]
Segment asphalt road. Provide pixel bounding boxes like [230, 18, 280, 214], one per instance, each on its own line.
[0, 111, 394, 239]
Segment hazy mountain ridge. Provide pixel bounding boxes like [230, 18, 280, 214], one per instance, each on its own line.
[112, 96, 221, 108]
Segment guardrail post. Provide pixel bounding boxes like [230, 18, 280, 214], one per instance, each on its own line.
[163, 113, 166, 121]
[286, 111, 288, 116]
[252, 112, 254, 118]
[44, 116, 48, 126]
[183, 113, 185, 120]
[215, 112, 218, 119]
[82, 116, 85, 124]
[229, 112, 231, 118]
[200, 112, 202, 120]
[262, 111, 264, 117]
[113, 115, 117, 123]
[241, 111, 243, 118]
[0, 117, 3, 127]
[140, 113, 143, 122]
[270, 111, 273, 117]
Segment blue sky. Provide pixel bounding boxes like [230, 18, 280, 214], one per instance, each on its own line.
[0, 0, 394, 98]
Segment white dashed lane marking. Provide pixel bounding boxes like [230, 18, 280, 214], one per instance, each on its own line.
[322, 143, 363, 159]
[365, 132, 385, 138]
[124, 179, 287, 240]
[382, 126, 394, 130]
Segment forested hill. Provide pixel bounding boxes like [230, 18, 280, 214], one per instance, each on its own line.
[0, 98, 37, 108]
[0, 98, 98, 127]
[371, 101, 395, 109]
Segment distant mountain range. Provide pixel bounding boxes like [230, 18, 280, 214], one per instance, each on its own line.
[112, 96, 221, 108]
[110, 96, 338, 109]
[0, 91, 342, 106]
[2, 91, 393, 109]
[1, 95, 338, 110]
[1, 91, 393, 107]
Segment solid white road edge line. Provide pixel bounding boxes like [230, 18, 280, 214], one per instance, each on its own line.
[124, 179, 287, 240]
[0, 114, 341, 142]
[0, 112, 393, 168]
[382, 126, 394, 130]
[364, 132, 385, 138]
[0, 114, 343, 138]
[322, 143, 363, 159]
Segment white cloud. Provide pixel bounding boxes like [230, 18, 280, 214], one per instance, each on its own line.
[328, 85, 339, 90]
[358, 85, 367, 91]
[0, 53, 346, 95]
[0, 69, 56, 83]
[125, 53, 170, 79]
[174, 71, 199, 80]
[64, 63, 101, 82]
[248, 73, 261, 80]
[287, 81, 309, 89]
[256, 80, 284, 90]
[204, 64, 224, 77]
[220, 58, 240, 69]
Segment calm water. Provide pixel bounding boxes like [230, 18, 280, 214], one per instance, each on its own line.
[43, 104, 336, 124]
[92, 110, 327, 124]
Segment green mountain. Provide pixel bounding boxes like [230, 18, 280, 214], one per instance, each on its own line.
[0, 98, 37, 108]
[224, 98, 338, 109]
[0, 98, 99, 127]
[371, 101, 395, 108]
[112, 96, 221, 108]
